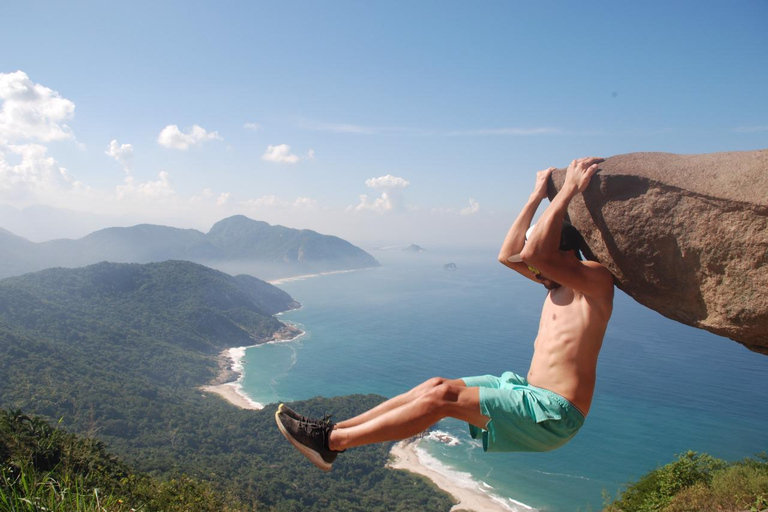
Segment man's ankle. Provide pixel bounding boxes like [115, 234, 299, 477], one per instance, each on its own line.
[328, 430, 343, 452]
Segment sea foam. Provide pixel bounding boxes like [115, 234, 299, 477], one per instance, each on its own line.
[426, 430, 461, 447]
[414, 443, 535, 512]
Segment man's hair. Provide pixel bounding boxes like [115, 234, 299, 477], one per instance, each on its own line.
[559, 221, 585, 261]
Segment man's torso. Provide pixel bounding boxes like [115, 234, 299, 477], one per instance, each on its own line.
[526, 285, 612, 415]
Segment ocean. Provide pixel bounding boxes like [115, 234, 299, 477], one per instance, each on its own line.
[238, 248, 768, 511]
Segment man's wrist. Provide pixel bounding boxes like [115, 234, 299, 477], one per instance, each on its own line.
[560, 182, 579, 198]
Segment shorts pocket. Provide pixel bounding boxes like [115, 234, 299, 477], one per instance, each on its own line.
[524, 393, 563, 423]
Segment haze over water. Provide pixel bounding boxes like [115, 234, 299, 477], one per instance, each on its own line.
[240, 249, 768, 511]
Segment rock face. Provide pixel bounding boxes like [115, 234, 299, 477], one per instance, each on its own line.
[548, 150, 768, 355]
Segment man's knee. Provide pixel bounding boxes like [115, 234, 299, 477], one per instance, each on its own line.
[425, 377, 447, 388]
[420, 382, 459, 414]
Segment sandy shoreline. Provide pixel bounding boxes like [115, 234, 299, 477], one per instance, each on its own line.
[200, 324, 304, 410]
[268, 268, 364, 285]
[201, 380, 263, 410]
[389, 439, 523, 512]
[200, 349, 517, 511]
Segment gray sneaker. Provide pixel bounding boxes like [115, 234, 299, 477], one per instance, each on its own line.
[275, 407, 339, 471]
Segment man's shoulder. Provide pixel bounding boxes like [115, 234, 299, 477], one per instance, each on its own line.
[583, 260, 614, 284]
[573, 260, 615, 302]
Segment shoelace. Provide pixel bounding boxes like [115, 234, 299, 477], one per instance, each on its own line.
[298, 414, 333, 435]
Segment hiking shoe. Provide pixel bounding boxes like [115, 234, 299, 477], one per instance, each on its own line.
[278, 403, 332, 425]
[275, 408, 339, 471]
[278, 403, 308, 422]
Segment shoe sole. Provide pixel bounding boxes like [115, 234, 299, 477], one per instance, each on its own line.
[275, 406, 332, 472]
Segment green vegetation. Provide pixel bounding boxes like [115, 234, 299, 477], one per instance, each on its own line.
[604, 451, 768, 512]
[0, 261, 453, 510]
[1, 409, 245, 511]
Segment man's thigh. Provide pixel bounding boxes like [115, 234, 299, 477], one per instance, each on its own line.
[444, 384, 489, 429]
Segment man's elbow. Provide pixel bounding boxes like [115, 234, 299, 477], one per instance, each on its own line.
[519, 245, 552, 269]
[519, 245, 539, 265]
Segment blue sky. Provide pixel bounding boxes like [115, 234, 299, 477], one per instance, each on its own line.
[1, 1, 766, 246]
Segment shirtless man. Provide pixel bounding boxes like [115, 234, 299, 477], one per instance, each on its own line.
[275, 156, 615, 471]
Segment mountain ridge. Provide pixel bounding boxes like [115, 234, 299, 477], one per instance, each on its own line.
[0, 215, 380, 280]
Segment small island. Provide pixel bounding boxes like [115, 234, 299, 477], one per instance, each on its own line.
[443, 263, 457, 271]
[403, 244, 426, 253]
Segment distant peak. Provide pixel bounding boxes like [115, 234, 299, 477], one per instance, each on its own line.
[207, 215, 272, 234]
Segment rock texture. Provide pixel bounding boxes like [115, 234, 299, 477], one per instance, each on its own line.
[548, 150, 768, 355]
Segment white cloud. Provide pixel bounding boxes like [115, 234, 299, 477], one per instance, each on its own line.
[244, 194, 282, 207]
[365, 174, 410, 189]
[293, 196, 317, 209]
[240, 194, 318, 209]
[0, 143, 82, 205]
[446, 127, 561, 136]
[105, 139, 134, 173]
[116, 171, 175, 200]
[301, 119, 562, 137]
[352, 173, 411, 214]
[353, 192, 395, 213]
[216, 192, 231, 205]
[261, 144, 301, 164]
[303, 121, 380, 134]
[157, 124, 222, 150]
[460, 198, 480, 216]
[0, 71, 75, 144]
[306, 148, 315, 160]
[243, 122, 261, 130]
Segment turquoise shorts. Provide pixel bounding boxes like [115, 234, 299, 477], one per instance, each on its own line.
[461, 371, 585, 453]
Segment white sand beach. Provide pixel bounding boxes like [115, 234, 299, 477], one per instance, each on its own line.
[199, 318, 521, 512]
[268, 268, 364, 285]
[200, 325, 304, 410]
[202, 366, 515, 511]
[388, 439, 521, 512]
[201, 381, 263, 410]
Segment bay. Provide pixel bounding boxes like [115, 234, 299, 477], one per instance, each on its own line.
[240, 248, 768, 511]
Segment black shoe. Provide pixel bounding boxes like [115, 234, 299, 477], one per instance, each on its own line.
[278, 404, 332, 424]
[278, 403, 307, 422]
[275, 408, 339, 471]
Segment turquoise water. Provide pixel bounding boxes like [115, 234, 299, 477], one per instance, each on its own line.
[239, 249, 768, 511]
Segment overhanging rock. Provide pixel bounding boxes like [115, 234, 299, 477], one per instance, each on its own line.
[549, 150, 768, 355]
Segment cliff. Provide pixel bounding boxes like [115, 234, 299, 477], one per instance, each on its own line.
[549, 149, 768, 354]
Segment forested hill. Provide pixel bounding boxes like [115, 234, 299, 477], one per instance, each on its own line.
[0, 215, 380, 279]
[0, 260, 298, 399]
[0, 261, 453, 510]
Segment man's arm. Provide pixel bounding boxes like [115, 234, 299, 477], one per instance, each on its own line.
[498, 167, 554, 282]
[520, 157, 614, 297]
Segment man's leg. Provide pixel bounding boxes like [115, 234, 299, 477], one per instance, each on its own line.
[329, 381, 489, 451]
[335, 377, 467, 429]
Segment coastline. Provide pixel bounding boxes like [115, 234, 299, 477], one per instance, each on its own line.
[388, 439, 530, 512]
[203, 266, 360, 408]
[200, 324, 304, 410]
[268, 268, 365, 285]
[202, 267, 528, 511]
[200, 340, 522, 512]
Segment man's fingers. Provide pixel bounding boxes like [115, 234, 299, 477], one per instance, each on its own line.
[578, 157, 604, 166]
